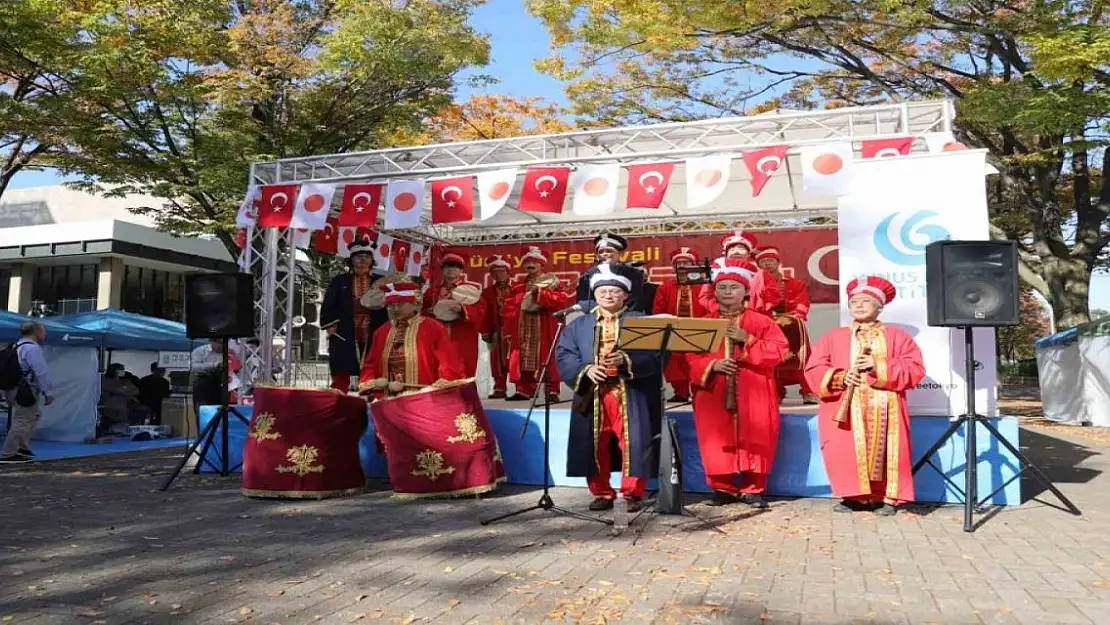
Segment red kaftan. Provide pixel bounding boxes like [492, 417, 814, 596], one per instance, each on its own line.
[763, 274, 814, 394]
[478, 281, 513, 393]
[422, 280, 486, 377]
[687, 309, 788, 493]
[358, 315, 466, 399]
[653, 278, 709, 398]
[803, 323, 925, 504]
[503, 277, 574, 394]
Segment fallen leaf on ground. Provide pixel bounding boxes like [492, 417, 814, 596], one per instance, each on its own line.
[74, 607, 105, 617]
[238, 606, 254, 616]
[267, 589, 285, 597]
[447, 598, 460, 607]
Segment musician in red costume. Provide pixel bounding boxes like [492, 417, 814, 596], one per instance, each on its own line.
[755, 246, 818, 404]
[359, 282, 466, 400]
[701, 230, 774, 315]
[503, 246, 574, 403]
[803, 276, 925, 516]
[479, 255, 513, 399]
[423, 252, 485, 377]
[653, 247, 709, 402]
[687, 260, 789, 507]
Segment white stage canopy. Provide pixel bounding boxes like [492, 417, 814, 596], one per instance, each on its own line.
[241, 99, 956, 385]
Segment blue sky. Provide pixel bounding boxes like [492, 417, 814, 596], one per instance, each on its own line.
[9, 0, 1110, 313]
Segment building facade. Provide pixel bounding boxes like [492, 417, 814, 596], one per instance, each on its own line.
[1, 186, 236, 319]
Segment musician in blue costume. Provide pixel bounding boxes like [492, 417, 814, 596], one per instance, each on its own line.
[556, 263, 664, 512]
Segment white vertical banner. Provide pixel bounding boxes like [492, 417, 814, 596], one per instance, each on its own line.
[837, 150, 997, 417]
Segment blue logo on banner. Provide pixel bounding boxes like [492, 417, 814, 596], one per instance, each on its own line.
[873, 210, 951, 266]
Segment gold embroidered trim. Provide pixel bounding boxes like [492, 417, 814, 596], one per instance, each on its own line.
[411, 449, 456, 480]
[819, 368, 839, 398]
[241, 487, 365, 500]
[378, 316, 426, 387]
[390, 477, 506, 500]
[275, 445, 325, 477]
[248, 412, 281, 442]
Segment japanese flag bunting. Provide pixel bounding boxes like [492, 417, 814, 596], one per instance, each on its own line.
[291, 183, 337, 230]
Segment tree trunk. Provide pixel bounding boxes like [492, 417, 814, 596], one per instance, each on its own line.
[1042, 257, 1091, 330]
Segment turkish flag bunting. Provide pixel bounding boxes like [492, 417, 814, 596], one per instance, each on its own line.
[861, 137, 913, 159]
[431, 177, 475, 224]
[315, 217, 340, 255]
[392, 239, 411, 273]
[258, 184, 299, 228]
[338, 226, 374, 258]
[339, 183, 383, 227]
[518, 167, 570, 214]
[741, 145, 790, 197]
[624, 162, 677, 209]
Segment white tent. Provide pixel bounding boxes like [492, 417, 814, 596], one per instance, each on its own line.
[1035, 316, 1110, 427]
[33, 345, 102, 442]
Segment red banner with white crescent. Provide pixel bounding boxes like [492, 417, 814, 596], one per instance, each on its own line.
[430, 227, 840, 303]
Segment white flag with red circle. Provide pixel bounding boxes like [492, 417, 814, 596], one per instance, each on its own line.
[339, 183, 383, 227]
[315, 217, 340, 255]
[924, 132, 968, 153]
[338, 226, 373, 258]
[800, 143, 855, 196]
[740, 145, 789, 197]
[431, 176, 475, 224]
[384, 180, 424, 230]
[257, 184, 298, 228]
[291, 227, 312, 249]
[684, 154, 732, 208]
[373, 233, 396, 272]
[477, 168, 518, 221]
[860, 137, 913, 159]
[624, 162, 675, 209]
[405, 243, 426, 276]
[290, 183, 336, 230]
[571, 163, 620, 216]
[519, 167, 570, 214]
[236, 185, 260, 228]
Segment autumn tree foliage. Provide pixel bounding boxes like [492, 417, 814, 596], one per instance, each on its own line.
[0, 0, 490, 253]
[997, 288, 1052, 363]
[529, 0, 1110, 329]
[420, 94, 574, 142]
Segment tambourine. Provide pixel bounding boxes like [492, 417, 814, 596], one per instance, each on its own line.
[359, 272, 409, 309]
[522, 274, 559, 313]
[432, 283, 481, 322]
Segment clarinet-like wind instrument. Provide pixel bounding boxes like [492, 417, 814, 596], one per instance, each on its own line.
[725, 333, 737, 412]
[833, 345, 872, 424]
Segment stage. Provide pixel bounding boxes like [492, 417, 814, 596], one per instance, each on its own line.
[198, 397, 1021, 504]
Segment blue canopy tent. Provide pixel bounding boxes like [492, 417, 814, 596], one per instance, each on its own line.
[0, 311, 102, 442]
[54, 309, 202, 352]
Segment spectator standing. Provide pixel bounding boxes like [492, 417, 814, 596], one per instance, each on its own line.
[1, 321, 53, 463]
[137, 363, 172, 425]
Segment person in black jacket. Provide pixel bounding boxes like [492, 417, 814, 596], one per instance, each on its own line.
[629, 261, 657, 314]
[319, 236, 389, 392]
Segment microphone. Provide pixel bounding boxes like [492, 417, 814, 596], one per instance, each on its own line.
[553, 304, 583, 318]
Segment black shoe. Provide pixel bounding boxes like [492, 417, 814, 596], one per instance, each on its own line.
[488, 390, 506, 399]
[833, 499, 869, 513]
[589, 497, 614, 511]
[802, 395, 819, 405]
[741, 493, 769, 509]
[707, 491, 739, 506]
[626, 497, 643, 513]
[668, 395, 689, 403]
[18, 448, 34, 457]
[506, 393, 529, 401]
[545, 393, 561, 404]
[0, 453, 33, 464]
[875, 504, 898, 516]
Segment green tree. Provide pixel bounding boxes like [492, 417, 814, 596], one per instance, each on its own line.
[997, 288, 1052, 363]
[529, 0, 1110, 329]
[0, 0, 489, 253]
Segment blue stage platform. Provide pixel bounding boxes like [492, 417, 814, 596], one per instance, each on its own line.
[198, 404, 1022, 504]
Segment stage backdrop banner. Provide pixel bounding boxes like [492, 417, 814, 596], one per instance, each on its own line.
[837, 150, 997, 416]
[436, 228, 840, 303]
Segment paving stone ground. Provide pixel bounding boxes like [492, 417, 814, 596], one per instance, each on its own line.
[1, 422, 1108, 625]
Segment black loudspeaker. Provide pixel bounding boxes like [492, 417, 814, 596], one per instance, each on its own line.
[925, 240, 1019, 327]
[184, 272, 255, 339]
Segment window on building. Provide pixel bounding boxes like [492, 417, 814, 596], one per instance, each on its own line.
[30, 264, 98, 315]
[0, 268, 10, 310]
[120, 265, 185, 321]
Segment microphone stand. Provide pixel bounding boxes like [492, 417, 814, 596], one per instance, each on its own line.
[481, 313, 612, 527]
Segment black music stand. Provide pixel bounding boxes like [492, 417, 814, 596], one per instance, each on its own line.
[912, 326, 1080, 532]
[161, 339, 251, 490]
[617, 316, 730, 537]
[480, 315, 612, 528]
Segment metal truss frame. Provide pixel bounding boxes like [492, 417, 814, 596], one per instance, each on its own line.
[244, 99, 954, 387]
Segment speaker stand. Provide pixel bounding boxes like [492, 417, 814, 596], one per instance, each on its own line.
[912, 326, 1080, 532]
[161, 339, 251, 489]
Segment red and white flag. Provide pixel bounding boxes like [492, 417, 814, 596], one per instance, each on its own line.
[384, 180, 424, 230]
[339, 183, 383, 227]
[519, 167, 570, 214]
[800, 143, 855, 196]
[624, 162, 676, 209]
[740, 146, 789, 197]
[571, 164, 620, 216]
[405, 243, 426, 276]
[338, 226, 373, 258]
[315, 217, 340, 255]
[291, 227, 312, 250]
[477, 168, 518, 221]
[257, 184, 299, 228]
[431, 176, 475, 224]
[291, 183, 336, 231]
[392, 239, 411, 274]
[236, 185, 260, 228]
[924, 132, 968, 153]
[373, 233, 396, 272]
[861, 137, 913, 159]
[685, 155, 731, 208]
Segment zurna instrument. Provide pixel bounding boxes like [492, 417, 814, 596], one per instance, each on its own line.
[522, 274, 560, 312]
[833, 345, 872, 424]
